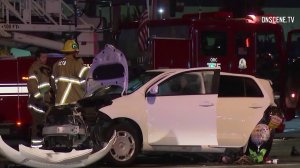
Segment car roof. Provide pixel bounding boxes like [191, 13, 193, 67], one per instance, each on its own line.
[147, 68, 183, 73]
[146, 68, 257, 79]
[147, 67, 220, 73]
[220, 71, 256, 78]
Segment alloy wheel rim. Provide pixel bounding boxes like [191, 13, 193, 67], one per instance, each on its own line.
[110, 130, 136, 161]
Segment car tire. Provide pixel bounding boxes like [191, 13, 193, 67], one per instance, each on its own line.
[105, 122, 141, 166]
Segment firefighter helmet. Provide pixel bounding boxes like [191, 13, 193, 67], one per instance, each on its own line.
[61, 39, 79, 53]
[250, 124, 270, 147]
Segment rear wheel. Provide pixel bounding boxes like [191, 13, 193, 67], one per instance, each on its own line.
[105, 122, 141, 166]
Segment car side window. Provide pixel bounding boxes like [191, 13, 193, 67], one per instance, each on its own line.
[157, 71, 215, 96]
[245, 78, 264, 97]
[218, 75, 263, 97]
[218, 76, 244, 97]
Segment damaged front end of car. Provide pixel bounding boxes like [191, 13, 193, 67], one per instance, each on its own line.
[0, 44, 128, 168]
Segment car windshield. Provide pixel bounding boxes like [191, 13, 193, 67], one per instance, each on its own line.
[95, 71, 163, 96]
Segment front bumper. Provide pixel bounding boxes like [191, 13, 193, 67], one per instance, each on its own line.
[0, 131, 116, 168]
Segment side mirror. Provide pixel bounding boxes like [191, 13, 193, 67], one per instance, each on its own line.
[147, 85, 158, 97]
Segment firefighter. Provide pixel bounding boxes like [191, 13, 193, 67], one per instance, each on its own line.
[27, 49, 52, 148]
[51, 39, 89, 105]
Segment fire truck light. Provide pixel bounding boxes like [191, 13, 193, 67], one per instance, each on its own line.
[158, 8, 164, 19]
[158, 8, 164, 14]
[246, 38, 250, 48]
[22, 76, 29, 81]
[16, 121, 22, 126]
[291, 93, 296, 98]
[248, 15, 256, 19]
[246, 15, 258, 23]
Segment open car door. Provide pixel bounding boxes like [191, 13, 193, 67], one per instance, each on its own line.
[146, 68, 220, 146]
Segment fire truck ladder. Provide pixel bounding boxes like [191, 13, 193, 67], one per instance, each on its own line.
[0, 0, 105, 55]
[0, 0, 94, 33]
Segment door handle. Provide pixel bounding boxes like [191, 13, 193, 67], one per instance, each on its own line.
[199, 103, 214, 107]
[249, 106, 262, 109]
[249, 103, 263, 109]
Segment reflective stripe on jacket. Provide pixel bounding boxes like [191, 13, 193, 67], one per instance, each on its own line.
[51, 54, 89, 105]
[27, 61, 51, 113]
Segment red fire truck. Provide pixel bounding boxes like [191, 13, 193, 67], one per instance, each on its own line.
[119, 11, 296, 124]
[0, 56, 45, 146]
[0, 56, 34, 146]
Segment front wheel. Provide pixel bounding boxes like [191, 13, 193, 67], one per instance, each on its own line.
[105, 122, 141, 166]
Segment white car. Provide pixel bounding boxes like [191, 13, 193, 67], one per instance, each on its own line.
[97, 67, 276, 166]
